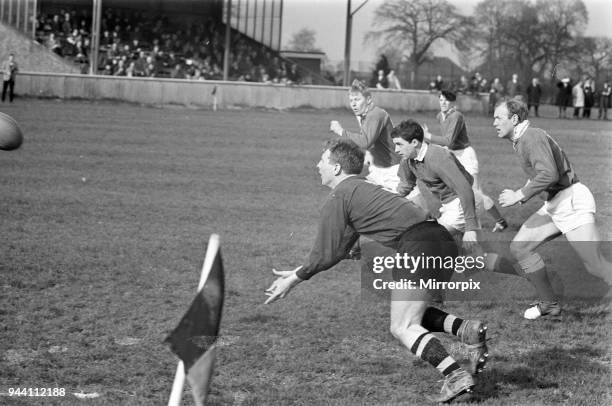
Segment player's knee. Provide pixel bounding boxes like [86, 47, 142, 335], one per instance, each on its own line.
[389, 315, 420, 339]
[389, 321, 404, 339]
[509, 240, 531, 260]
[481, 194, 494, 210]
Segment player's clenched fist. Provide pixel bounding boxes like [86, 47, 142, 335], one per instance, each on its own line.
[330, 120, 343, 136]
[498, 189, 524, 207]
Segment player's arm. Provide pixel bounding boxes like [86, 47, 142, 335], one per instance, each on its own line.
[426, 113, 463, 147]
[436, 158, 479, 249]
[396, 159, 417, 197]
[265, 195, 359, 303]
[342, 110, 387, 149]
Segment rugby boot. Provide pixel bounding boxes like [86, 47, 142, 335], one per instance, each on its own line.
[426, 368, 474, 403]
[459, 320, 488, 375]
[524, 301, 561, 320]
[492, 219, 508, 232]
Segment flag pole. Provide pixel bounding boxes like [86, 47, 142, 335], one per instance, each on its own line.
[168, 234, 221, 406]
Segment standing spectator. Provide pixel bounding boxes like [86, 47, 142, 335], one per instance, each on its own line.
[572, 79, 584, 119]
[479, 78, 489, 93]
[456, 75, 469, 94]
[387, 70, 401, 90]
[488, 78, 503, 115]
[46, 33, 63, 56]
[598, 82, 611, 120]
[506, 73, 521, 98]
[583, 84, 594, 118]
[556, 78, 572, 118]
[469, 72, 482, 94]
[375, 69, 389, 89]
[375, 54, 390, 76]
[286, 63, 301, 85]
[434, 74, 444, 91]
[526, 78, 542, 117]
[1, 53, 19, 103]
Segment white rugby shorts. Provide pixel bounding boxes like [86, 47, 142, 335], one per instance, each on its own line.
[450, 146, 479, 176]
[536, 182, 596, 234]
[366, 164, 400, 193]
[436, 197, 482, 234]
[437, 197, 466, 233]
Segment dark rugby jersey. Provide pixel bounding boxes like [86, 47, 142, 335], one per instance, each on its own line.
[342, 105, 401, 168]
[429, 108, 471, 150]
[514, 126, 578, 202]
[397, 143, 479, 232]
[296, 176, 427, 280]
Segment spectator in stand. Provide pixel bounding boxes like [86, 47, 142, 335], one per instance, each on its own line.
[598, 82, 611, 120]
[572, 79, 584, 119]
[62, 12, 72, 35]
[113, 59, 127, 76]
[145, 56, 157, 77]
[133, 51, 148, 77]
[434, 74, 444, 91]
[46, 33, 63, 56]
[526, 78, 542, 117]
[556, 78, 572, 118]
[126, 61, 136, 77]
[51, 14, 61, 32]
[506, 73, 521, 98]
[100, 30, 113, 49]
[170, 63, 184, 79]
[101, 64, 113, 75]
[583, 84, 594, 119]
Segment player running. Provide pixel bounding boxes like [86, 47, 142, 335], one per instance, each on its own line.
[424, 90, 507, 232]
[330, 79, 425, 206]
[265, 139, 488, 403]
[329, 79, 425, 259]
[493, 99, 612, 319]
[392, 119, 479, 250]
[392, 119, 517, 276]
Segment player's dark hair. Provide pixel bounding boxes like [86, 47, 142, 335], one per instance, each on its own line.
[325, 139, 364, 175]
[440, 90, 456, 102]
[349, 79, 371, 98]
[390, 119, 424, 143]
[497, 98, 528, 122]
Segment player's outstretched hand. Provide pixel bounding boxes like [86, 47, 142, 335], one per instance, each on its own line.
[499, 189, 523, 207]
[264, 266, 303, 304]
[330, 120, 343, 136]
[421, 124, 432, 140]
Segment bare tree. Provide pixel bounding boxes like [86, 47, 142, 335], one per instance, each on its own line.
[571, 37, 612, 85]
[472, 0, 588, 83]
[534, 0, 587, 81]
[287, 28, 321, 52]
[366, 0, 471, 88]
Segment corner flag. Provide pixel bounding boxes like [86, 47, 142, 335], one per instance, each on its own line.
[165, 235, 224, 406]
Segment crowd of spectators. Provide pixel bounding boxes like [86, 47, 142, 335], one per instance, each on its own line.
[35, 7, 304, 85]
[427, 71, 610, 120]
[558, 77, 609, 120]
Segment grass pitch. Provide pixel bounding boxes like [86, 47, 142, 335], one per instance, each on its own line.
[1, 99, 611, 405]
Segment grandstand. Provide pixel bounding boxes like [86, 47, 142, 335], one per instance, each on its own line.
[0, 0, 332, 85]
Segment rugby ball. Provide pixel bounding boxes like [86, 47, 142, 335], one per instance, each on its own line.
[0, 112, 23, 151]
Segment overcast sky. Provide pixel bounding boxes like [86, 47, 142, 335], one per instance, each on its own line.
[281, 0, 612, 67]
